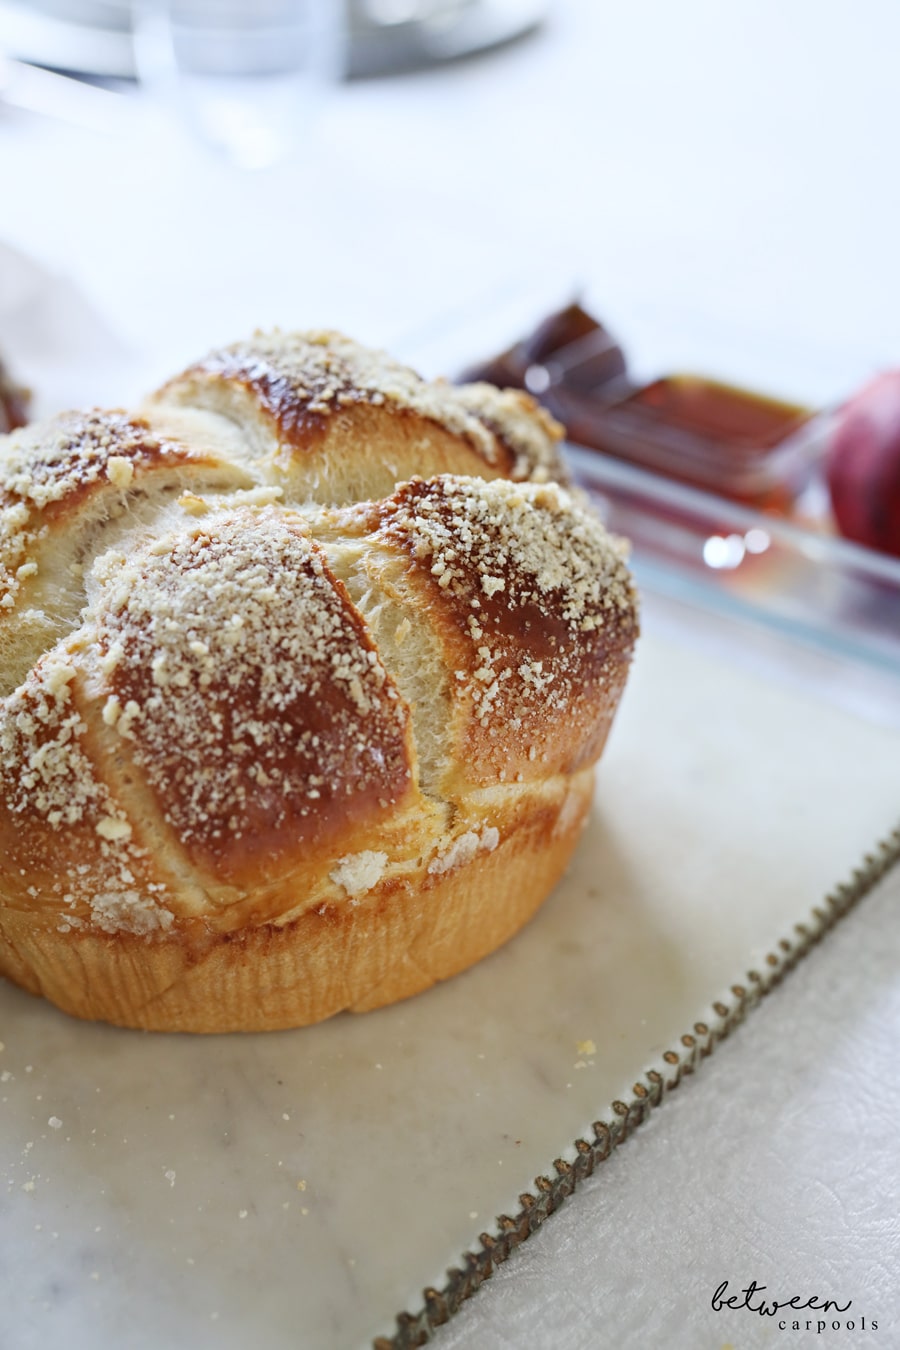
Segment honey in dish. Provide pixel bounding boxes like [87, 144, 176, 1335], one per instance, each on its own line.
[461, 304, 817, 512]
[623, 376, 811, 455]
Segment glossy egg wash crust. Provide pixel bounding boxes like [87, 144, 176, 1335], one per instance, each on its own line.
[0, 331, 639, 1031]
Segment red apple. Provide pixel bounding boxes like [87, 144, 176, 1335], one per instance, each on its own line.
[827, 371, 900, 557]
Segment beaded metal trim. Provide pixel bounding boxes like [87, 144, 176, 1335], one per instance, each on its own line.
[374, 823, 900, 1349]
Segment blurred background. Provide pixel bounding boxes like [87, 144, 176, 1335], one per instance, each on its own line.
[3, 1, 900, 664]
[2, 0, 899, 402]
[2, 14, 899, 823]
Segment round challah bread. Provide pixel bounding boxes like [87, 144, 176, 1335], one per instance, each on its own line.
[0, 331, 638, 1032]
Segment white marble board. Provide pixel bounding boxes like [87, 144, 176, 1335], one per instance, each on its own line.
[1, 611, 898, 1350]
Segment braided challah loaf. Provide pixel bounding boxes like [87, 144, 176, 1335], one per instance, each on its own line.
[0, 332, 638, 1031]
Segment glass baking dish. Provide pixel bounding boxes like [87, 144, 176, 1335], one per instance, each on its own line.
[455, 303, 833, 511]
[541, 375, 831, 510]
[569, 443, 900, 680]
[400, 290, 900, 686]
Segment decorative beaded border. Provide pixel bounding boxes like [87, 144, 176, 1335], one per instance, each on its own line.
[373, 823, 900, 1350]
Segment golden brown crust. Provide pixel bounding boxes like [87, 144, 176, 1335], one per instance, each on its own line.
[92, 510, 418, 887]
[0, 329, 638, 1032]
[0, 409, 246, 581]
[374, 476, 638, 792]
[0, 409, 252, 697]
[0, 771, 593, 1032]
[150, 330, 567, 503]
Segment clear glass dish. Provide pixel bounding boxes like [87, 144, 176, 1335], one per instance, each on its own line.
[402, 290, 900, 684]
[569, 443, 900, 681]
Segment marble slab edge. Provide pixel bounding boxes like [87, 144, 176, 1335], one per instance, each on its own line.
[372, 819, 900, 1350]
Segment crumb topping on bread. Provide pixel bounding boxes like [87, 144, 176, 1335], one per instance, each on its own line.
[172, 330, 564, 480]
[382, 477, 634, 629]
[91, 508, 412, 870]
[3, 411, 171, 513]
[0, 649, 105, 826]
[0, 411, 215, 607]
[0, 648, 177, 936]
[380, 475, 637, 730]
[453, 383, 566, 483]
